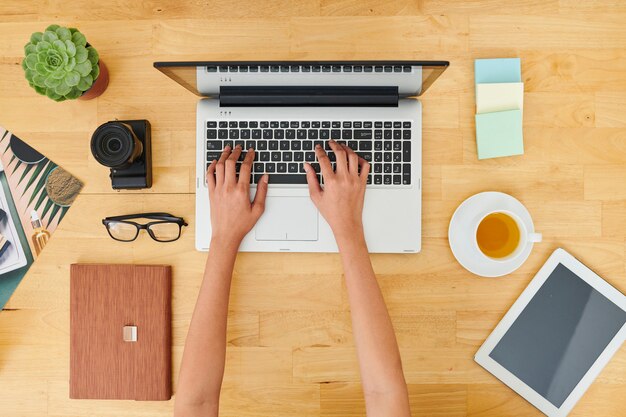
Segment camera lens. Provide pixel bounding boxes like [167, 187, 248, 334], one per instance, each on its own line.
[91, 122, 143, 168]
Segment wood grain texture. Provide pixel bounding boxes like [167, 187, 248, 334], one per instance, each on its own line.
[0, 0, 624, 416]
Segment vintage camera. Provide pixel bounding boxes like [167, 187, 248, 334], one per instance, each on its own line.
[90, 120, 152, 190]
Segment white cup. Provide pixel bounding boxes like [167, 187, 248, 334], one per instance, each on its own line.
[473, 210, 542, 263]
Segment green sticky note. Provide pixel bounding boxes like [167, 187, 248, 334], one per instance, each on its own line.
[475, 110, 524, 159]
[475, 58, 521, 84]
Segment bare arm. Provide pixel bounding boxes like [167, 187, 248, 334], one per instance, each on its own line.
[304, 141, 411, 417]
[175, 146, 268, 417]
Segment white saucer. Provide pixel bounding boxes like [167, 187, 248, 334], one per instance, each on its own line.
[448, 192, 537, 278]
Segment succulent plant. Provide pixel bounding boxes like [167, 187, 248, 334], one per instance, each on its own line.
[22, 24, 100, 102]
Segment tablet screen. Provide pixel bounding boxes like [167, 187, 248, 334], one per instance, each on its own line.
[489, 263, 626, 407]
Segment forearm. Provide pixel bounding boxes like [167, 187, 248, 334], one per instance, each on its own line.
[175, 237, 239, 416]
[337, 233, 410, 416]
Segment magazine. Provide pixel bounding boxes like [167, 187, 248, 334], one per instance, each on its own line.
[0, 126, 83, 310]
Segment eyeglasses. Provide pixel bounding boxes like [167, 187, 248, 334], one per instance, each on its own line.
[102, 213, 188, 242]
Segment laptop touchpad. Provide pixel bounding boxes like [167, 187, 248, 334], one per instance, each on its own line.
[255, 197, 318, 241]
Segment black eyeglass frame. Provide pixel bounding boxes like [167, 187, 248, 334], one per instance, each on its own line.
[102, 212, 188, 242]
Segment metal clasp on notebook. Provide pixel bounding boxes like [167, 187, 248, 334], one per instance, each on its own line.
[123, 325, 137, 342]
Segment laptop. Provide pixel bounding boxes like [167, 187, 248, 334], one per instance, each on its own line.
[154, 61, 448, 253]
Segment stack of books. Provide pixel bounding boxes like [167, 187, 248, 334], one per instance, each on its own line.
[474, 58, 524, 160]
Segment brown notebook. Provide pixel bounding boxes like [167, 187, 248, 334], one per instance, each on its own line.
[70, 264, 172, 401]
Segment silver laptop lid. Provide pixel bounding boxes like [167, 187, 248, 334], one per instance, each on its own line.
[154, 61, 448, 98]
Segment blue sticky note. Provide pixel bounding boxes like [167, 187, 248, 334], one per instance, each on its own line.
[475, 58, 521, 84]
[475, 109, 524, 159]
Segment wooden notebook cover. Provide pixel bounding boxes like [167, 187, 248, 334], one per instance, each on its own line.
[70, 264, 172, 400]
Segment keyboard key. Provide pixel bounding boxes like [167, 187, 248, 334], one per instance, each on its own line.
[290, 121, 299, 128]
[374, 175, 382, 184]
[342, 130, 352, 139]
[393, 121, 402, 128]
[358, 152, 372, 162]
[254, 163, 264, 172]
[331, 129, 341, 139]
[229, 121, 237, 128]
[332, 121, 341, 128]
[260, 121, 269, 128]
[291, 141, 302, 150]
[403, 130, 411, 139]
[252, 129, 262, 139]
[297, 129, 307, 139]
[303, 141, 313, 150]
[294, 152, 304, 161]
[359, 141, 372, 150]
[384, 164, 392, 173]
[302, 121, 311, 128]
[354, 122, 362, 128]
[277, 163, 287, 173]
[374, 153, 382, 162]
[266, 163, 276, 173]
[363, 122, 372, 128]
[280, 141, 290, 150]
[384, 121, 392, 128]
[393, 175, 401, 185]
[288, 163, 298, 173]
[374, 141, 383, 151]
[263, 129, 273, 139]
[260, 66, 269, 72]
[393, 152, 402, 162]
[219, 121, 228, 128]
[403, 66, 411, 72]
[393, 141, 402, 151]
[305, 152, 316, 161]
[283, 152, 293, 161]
[343, 121, 352, 128]
[394, 130, 401, 139]
[229, 130, 239, 139]
[384, 130, 392, 139]
[280, 121, 289, 128]
[384, 175, 392, 185]
[322, 121, 330, 128]
[312, 121, 320, 128]
[245, 140, 255, 149]
[270, 121, 279, 128]
[207, 151, 221, 161]
[207, 129, 217, 139]
[271, 152, 281, 161]
[374, 122, 383, 128]
[320, 130, 330, 139]
[257, 141, 268, 150]
[374, 164, 382, 173]
[235, 140, 245, 149]
[268, 174, 309, 184]
[223, 140, 233, 148]
[393, 164, 401, 174]
[207, 121, 217, 128]
[403, 164, 411, 184]
[403, 141, 411, 162]
[354, 130, 372, 139]
[207, 140, 222, 150]
[384, 142, 392, 152]
[260, 151, 270, 161]
[332, 65, 341, 72]
[384, 65, 392, 72]
[394, 65, 402, 72]
[308, 130, 318, 139]
[275, 129, 285, 139]
[374, 130, 383, 140]
[241, 129, 251, 139]
[348, 140, 358, 149]
[374, 66, 383, 72]
[286, 129, 296, 139]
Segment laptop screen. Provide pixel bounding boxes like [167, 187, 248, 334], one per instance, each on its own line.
[154, 61, 448, 98]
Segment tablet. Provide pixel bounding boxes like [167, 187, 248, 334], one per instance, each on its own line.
[475, 248, 626, 417]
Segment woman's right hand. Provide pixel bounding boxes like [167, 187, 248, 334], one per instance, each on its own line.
[303, 140, 370, 245]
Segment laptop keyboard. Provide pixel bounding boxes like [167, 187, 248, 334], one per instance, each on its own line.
[207, 64, 413, 73]
[206, 120, 412, 186]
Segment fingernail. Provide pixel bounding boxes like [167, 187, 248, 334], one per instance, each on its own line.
[249, 147, 254, 151]
[236, 144, 242, 149]
[263, 174, 269, 183]
[329, 139, 335, 143]
[224, 145, 231, 150]
[315, 145, 321, 149]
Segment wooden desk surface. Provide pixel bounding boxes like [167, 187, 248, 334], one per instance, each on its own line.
[0, 1, 625, 416]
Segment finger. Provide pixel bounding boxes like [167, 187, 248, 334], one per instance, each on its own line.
[342, 144, 359, 175]
[215, 146, 231, 185]
[238, 148, 255, 187]
[304, 163, 322, 201]
[328, 140, 347, 174]
[252, 174, 269, 217]
[225, 145, 242, 185]
[314, 144, 334, 178]
[358, 157, 370, 186]
[206, 159, 217, 192]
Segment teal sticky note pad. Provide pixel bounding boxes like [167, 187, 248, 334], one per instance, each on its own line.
[475, 110, 524, 159]
[475, 58, 521, 84]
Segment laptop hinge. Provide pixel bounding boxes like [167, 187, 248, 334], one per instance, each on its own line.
[219, 86, 399, 107]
